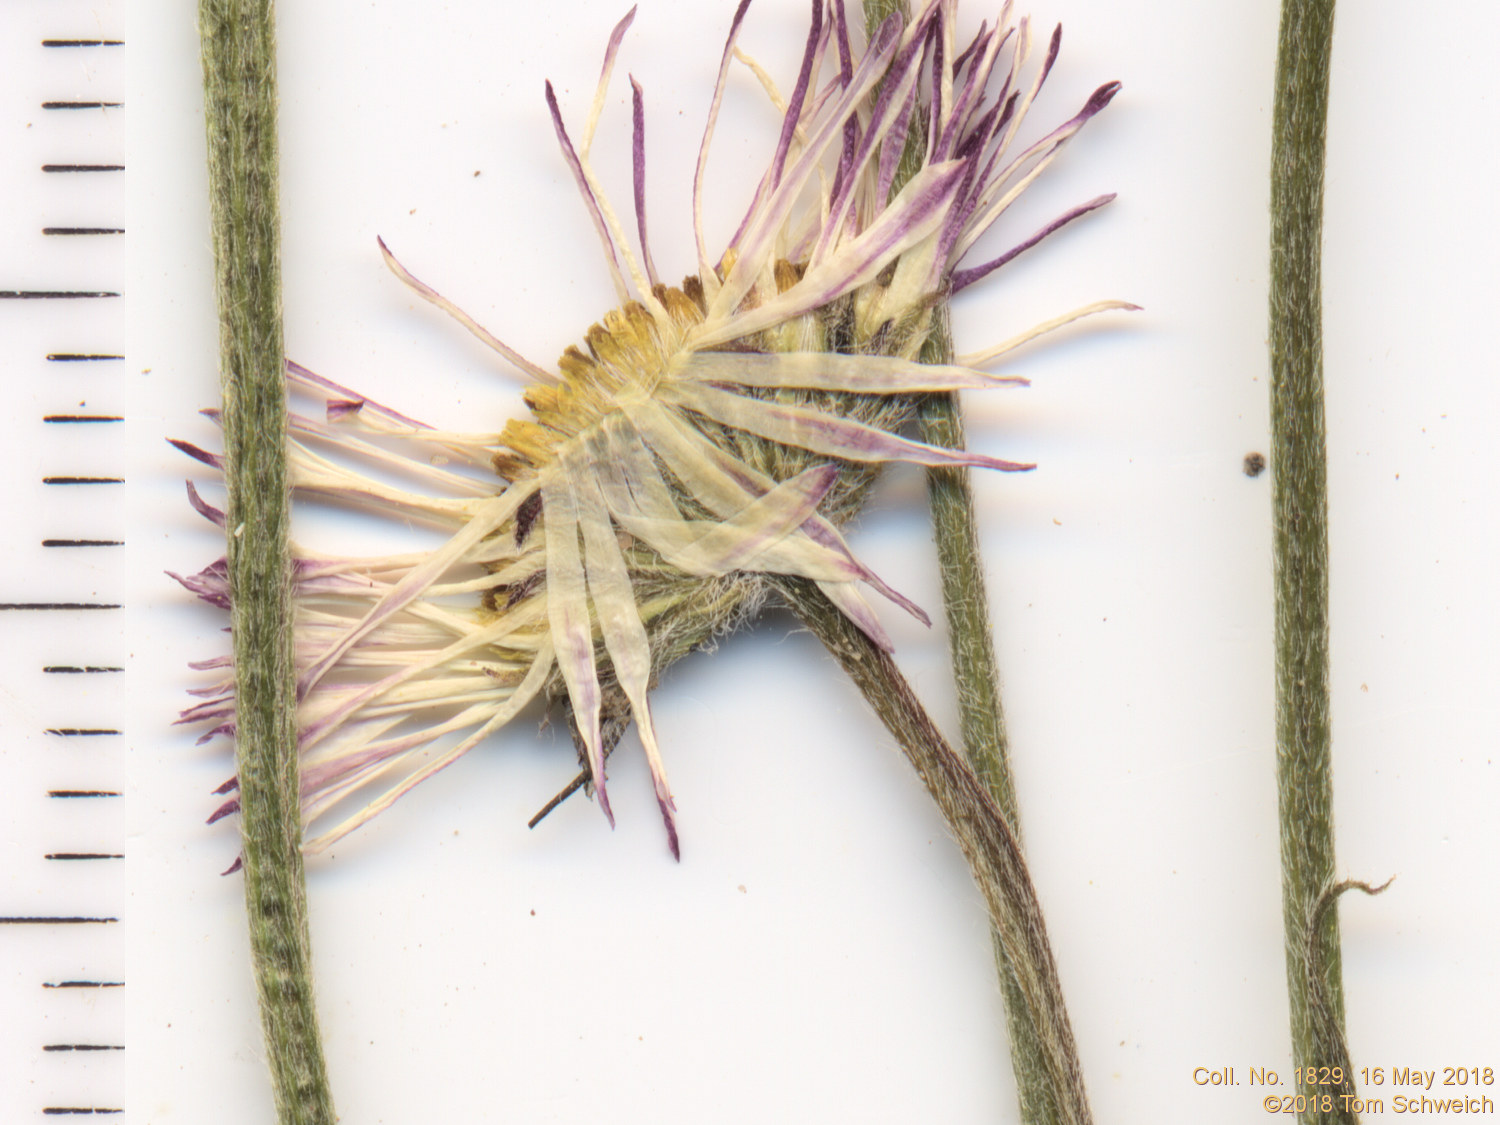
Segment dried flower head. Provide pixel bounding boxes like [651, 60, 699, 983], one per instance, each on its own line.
[176, 0, 1127, 860]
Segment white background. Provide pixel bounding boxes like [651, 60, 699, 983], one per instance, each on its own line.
[2, 0, 1497, 1121]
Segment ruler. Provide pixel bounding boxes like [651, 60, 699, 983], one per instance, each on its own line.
[1, 2, 130, 1119]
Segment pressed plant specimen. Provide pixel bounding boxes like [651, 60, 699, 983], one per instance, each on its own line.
[188, 0, 1123, 1121]
[187, 1, 1123, 855]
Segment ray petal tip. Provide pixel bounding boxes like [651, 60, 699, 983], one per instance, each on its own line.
[1085, 80, 1122, 115]
[592, 769, 617, 827]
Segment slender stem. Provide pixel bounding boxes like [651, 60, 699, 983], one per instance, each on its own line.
[865, 0, 1065, 1114]
[775, 578, 1093, 1125]
[919, 387, 1060, 1125]
[916, 386, 1019, 834]
[198, 3, 337, 1122]
[1269, 1, 1356, 1120]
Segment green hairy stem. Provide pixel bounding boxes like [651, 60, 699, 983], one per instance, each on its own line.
[1269, 2, 1373, 1121]
[866, 0, 1070, 1118]
[777, 578, 1093, 1125]
[918, 388, 1020, 830]
[198, 1, 337, 1121]
[920, 385, 1060, 1125]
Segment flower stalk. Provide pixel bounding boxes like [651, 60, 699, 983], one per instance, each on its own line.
[774, 576, 1091, 1125]
[1268, 1, 1367, 1120]
[917, 384, 1020, 829]
[864, 0, 1067, 1120]
[921, 381, 1066, 1125]
[198, 1, 336, 1122]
